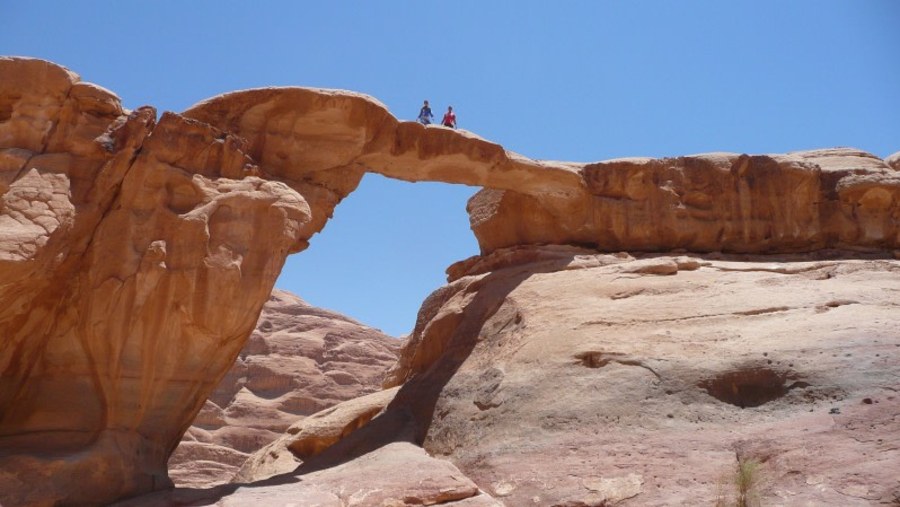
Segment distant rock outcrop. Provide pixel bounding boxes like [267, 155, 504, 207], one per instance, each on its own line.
[886, 151, 900, 171]
[168, 289, 399, 487]
[1, 57, 898, 506]
[232, 385, 400, 484]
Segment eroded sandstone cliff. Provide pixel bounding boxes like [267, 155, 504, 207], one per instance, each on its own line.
[469, 149, 900, 254]
[1, 57, 898, 506]
[0, 58, 310, 506]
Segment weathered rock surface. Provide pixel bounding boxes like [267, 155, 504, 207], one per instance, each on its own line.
[469, 149, 900, 255]
[182, 88, 584, 203]
[2, 56, 899, 506]
[886, 151, 900, 171]
[186, 88, 900, 257]
[382, 247, 900, 505]
[168, 289, 399, 487]
[117, 441, 500, 507]
[233, 385, 400, 484]
[145, 247, 900, 506]
[0, 57, 311, 506]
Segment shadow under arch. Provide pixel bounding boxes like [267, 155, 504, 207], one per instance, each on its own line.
[280, 252, 580, 473]
[114, 252, 580, 505]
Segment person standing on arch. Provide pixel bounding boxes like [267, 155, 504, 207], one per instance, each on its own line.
[442, 106, 457, 129]
[417, 100, 434, 125]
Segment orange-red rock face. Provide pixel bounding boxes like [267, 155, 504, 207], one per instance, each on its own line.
[469, 150, 900, 255]
[0, 59, 310, 506]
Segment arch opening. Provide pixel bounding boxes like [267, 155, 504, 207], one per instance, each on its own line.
[276, 173, 479, 337]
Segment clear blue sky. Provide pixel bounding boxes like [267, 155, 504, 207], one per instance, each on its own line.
[3, 2, 899, 336]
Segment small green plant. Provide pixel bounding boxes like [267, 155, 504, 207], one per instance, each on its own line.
[713, 457, 762, 507]
[735, 458, 761, 507]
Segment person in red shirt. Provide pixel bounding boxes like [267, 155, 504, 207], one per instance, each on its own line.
[442, 106, 457, 129]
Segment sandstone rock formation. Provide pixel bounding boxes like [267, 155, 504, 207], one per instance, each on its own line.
[130, 247, 900, 506]
[2, 56, 899, 506]
[232, 385, 400, 484]
[0, 58, 310, 506]
[168, 289, 399, 487]
[469, 149, 900, 255]
[380, 247, 900, 505]
[886, 151, 900, 171]
[184, 88, 900, 257]
[118, 441, 501, 507]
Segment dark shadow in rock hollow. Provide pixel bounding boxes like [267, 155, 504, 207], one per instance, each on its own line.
[699, 365, 810, 409]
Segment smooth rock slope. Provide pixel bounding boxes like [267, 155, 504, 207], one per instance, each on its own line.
[382, 247, 900, 505]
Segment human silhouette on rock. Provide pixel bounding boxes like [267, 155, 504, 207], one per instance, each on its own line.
[417, 100, 433, 125]
[442, 106, 457, 129]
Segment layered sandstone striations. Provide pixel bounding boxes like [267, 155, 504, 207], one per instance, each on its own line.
[231, 385, 402, 484]
[168, 289, 399, 487]
[469, 149, 900, 255]
[1, 56, 899, 506]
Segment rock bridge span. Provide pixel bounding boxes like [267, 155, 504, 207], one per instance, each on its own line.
[0, 57, 898, 506]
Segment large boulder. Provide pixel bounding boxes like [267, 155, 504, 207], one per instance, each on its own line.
[232, 385, 400, 484]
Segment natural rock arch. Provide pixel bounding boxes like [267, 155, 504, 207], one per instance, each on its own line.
[182, 86, 900, 259]
[1, 56, 899, 506]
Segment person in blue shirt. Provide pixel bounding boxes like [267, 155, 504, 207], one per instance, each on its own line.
[417, 100, 434, 125]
